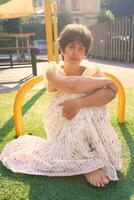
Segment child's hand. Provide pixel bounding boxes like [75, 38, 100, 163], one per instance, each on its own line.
[107, 81, 118, 94]
[59, 99, 80, 120]
[47, 82, 57, 92]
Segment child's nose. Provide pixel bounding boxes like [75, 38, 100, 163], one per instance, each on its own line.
[73, 48, 79, 55]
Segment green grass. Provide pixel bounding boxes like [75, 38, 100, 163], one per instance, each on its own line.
[0, 88, 134, 200]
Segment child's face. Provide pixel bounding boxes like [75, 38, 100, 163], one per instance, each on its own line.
[61, 41, 86, 65]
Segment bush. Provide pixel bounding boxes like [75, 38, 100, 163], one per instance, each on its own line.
[58, 9, 72, 32]
[21, 23, 46, 40]
[1, 18, 21, 33]
[97, 10, 115, 22]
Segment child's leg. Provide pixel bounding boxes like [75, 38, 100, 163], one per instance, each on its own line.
[92, 107, 121, 169]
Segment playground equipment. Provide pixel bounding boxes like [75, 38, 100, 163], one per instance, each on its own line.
[45, 0, 59, 63]
[0, 0, 59, 63]
[52, 2, 59, 63]
[14, 72, 125, 137]
[105, 72, 125, 123]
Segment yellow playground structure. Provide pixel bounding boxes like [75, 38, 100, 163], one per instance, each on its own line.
[13, 0, 125, 136]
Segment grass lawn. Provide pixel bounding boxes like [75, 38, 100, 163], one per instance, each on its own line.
[0, 88, 134, 200]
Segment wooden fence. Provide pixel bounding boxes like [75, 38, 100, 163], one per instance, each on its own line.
[89, 15, 134, 63]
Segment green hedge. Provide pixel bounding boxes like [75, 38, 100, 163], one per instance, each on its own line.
[21, 23, 46, 40]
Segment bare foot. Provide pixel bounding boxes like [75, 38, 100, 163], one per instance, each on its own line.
[85, 168, 110, 187]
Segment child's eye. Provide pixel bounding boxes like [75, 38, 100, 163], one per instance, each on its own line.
[80, 47, 85, 51]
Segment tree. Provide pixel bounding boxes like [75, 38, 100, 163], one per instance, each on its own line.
[2, 18, 21, 33]
[101, 0, 134, 17]
[0, 0, 21, 33]
[97, 10, 115, 22]
[0, 0, 8, 4]
[58, 9, 72, 32]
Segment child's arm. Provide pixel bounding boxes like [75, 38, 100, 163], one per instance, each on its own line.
[74, 86, 116, 107]
[59, 87, 116, 120]
[59, 70, 117, 120]
[46, 68, 113, 93]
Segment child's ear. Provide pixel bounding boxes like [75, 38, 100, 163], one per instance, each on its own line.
[58, 49, 61, 54]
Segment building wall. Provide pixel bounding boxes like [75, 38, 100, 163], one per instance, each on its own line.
[34, 0, 43, 7]
[33, 0, 101, 26]
[57, 0, 101, 26]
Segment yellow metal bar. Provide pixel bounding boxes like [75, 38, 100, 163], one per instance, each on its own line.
[44, 0, 53, 61]
[14, 72, 125, 137]
[14, 75, 44, 136]
[105, 72, 125, 123]
[52, 1, 59, 63]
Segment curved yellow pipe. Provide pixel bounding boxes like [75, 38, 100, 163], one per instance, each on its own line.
[14, 75, 44, 136]
[105, 72, 125, 123]
[14, 73, 125, 136]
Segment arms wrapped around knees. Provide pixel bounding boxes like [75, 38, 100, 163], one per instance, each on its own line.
[56, 69, 118, 120]
[46, 69, 114, 93]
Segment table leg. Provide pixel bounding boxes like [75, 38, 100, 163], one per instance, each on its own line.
[30, 49, 37, 76]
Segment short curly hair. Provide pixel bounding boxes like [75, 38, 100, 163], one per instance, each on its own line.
[59, 24, 93, 55]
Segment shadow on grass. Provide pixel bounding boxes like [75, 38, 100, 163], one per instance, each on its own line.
[118, 123, 134, 186]
[0, 164, 128, 200]
[0, 88, 45, 140]
[0, 120, 134, 199]
[22, 123, 134, 200]
[0, 122, 134, 200]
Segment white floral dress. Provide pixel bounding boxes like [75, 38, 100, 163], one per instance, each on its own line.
[0, 67, 121, 180]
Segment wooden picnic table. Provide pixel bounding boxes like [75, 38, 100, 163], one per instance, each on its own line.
[0, 33, 38, 76]
[0, 33, 35, 37]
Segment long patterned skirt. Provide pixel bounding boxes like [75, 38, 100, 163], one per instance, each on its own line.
[0, 92, 121, 180]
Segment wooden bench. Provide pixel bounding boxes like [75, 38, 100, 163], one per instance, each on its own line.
[0, 46, 39, 76]
[0, 54, 13, 67]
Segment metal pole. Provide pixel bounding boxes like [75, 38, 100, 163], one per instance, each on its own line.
[44, 0, 53, 61]
[52, 1, 59, 63]
[16, 37, 19, 56]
